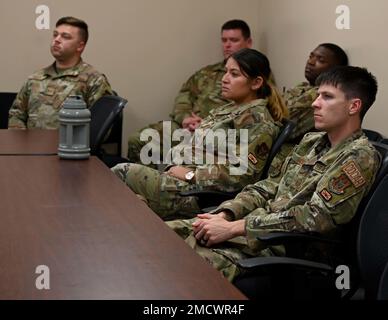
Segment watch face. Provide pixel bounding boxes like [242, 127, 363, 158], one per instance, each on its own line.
[185, 171, 195, 181]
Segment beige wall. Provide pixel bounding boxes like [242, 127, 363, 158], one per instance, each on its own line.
[0, 0, 260, 153]
[1, 0, 387, 154]
[258, 0, 388, 136]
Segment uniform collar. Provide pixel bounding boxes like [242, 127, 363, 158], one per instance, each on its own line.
[43, 59, 84, 77]
[312, 129, 364, 165]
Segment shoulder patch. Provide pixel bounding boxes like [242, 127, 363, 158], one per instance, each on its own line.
[256, 143, 270, 160]
[320, 189, 332, 201]
[248, 152, 258, 165]
[342, 160, 366, 188]
[328, 174, 351, 195]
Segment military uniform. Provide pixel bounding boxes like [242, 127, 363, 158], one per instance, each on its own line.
[268, 82, 319, 179]
[114, 98, 281, 219]
[127, 61, 229, 164]
[284, 82, 318, 141]
[167, 130, 381, 281]
[8, 60, 113, 129]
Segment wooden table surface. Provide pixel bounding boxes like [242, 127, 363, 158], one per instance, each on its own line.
[0, 129, 58, 155]
[0, 156, 245, 299]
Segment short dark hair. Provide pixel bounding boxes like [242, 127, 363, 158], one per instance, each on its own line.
[316, 66, 378, 120]
[221, 19, 251, 39]
[56, 16, 89, 44]
[318, 43, 348, 66]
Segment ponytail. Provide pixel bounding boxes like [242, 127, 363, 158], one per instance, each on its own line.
[262, 81, 288, 121]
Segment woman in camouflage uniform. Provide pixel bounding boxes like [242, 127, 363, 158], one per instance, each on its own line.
[112, 48, 288, 219]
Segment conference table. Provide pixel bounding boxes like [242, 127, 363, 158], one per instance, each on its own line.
[0, 130, 246, 299]
[0, 129, 58, 155]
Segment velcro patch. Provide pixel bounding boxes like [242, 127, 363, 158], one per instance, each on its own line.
[320, 189, 332, 201]
[342, 160, 366, 188]
[328, 174, 351, 195]
[248, 152, 258, 165]
[256, 143, 270, 160]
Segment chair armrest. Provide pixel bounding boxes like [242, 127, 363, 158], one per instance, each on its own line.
[257, 231, 342, 246]
[237, 256, 333, 273]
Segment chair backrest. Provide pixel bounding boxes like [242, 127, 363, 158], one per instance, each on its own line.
[89, 95, 127, 155]
[381, 138, 388, 146]
[363, 128, 384, 142]
[261, 119, 296, 179]
[357, 174, 388, 299]
[378, 262, 388, 300]
[370, 141, 388, 187]
[336, 141, 388, 299]
[0, 92, 17, 129]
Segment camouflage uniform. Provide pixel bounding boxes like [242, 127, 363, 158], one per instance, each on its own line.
[167, 130, 381, 281]
[8, 60, 113, 129]
[268, 82, 319, 178]
[285, 82, 318, 141]
[114, 98, 281, 219]
[127, 61, 229, 164]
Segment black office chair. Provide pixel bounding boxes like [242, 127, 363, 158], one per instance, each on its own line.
[89, 95, 128, 167]
[356, 174, 388, 299]
[179, 119, 296, 210]
[378, 262, 388, 300]
[381, 138, 388, 146]
[363, 128, 384, 142]
[0, 92, 17, 129]
[234, 141, 388, 300]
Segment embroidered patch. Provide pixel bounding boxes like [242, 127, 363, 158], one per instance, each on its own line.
[320, 189, 332, 201]
[256, 143, 270, 160]
[328, 174, 351, 195]
[342, 160, 366, 188]
[248, 152, 258, 165]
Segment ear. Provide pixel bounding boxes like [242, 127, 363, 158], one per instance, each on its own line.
[77, 41, 85, 53]
[246, 37, 253, 48]
[349, 98, 362, 116]
[251, 76, 263, 91]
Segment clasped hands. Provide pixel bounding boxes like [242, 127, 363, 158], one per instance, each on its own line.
[192, 212, 245, 247]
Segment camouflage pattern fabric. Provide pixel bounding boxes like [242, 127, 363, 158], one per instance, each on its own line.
[168, 130, 381, 281]
[267, 82, 319, 179]
[127, 120, 181, 167]
[8, 60, 113, 129]
[113, 98, 281, 219]
[126, 61, 228, 163]
[170, 61, 229, 125]
[284, 82, 318, 141]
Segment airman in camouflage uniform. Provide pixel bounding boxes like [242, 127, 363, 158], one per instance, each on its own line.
[126, 62, 228, 164]
[167, 66, 380, 282]
[284, 82, 318, 141]
[127, 19, 253, 165]
[288, 43, 348, 141]
[8, 16, 113, 129]
[168, 131, 380, 281]
[8, 61, 113, 129]
[269, 43, 349, 174]
[114, 98, 281, 219]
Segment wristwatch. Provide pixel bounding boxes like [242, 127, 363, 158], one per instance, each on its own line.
[185, 170, 195, 182]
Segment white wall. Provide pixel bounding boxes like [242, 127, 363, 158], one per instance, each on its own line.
[257, 0, 388, 135]
[0, 0, 261, 153]
[1, 0, 387, 153]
